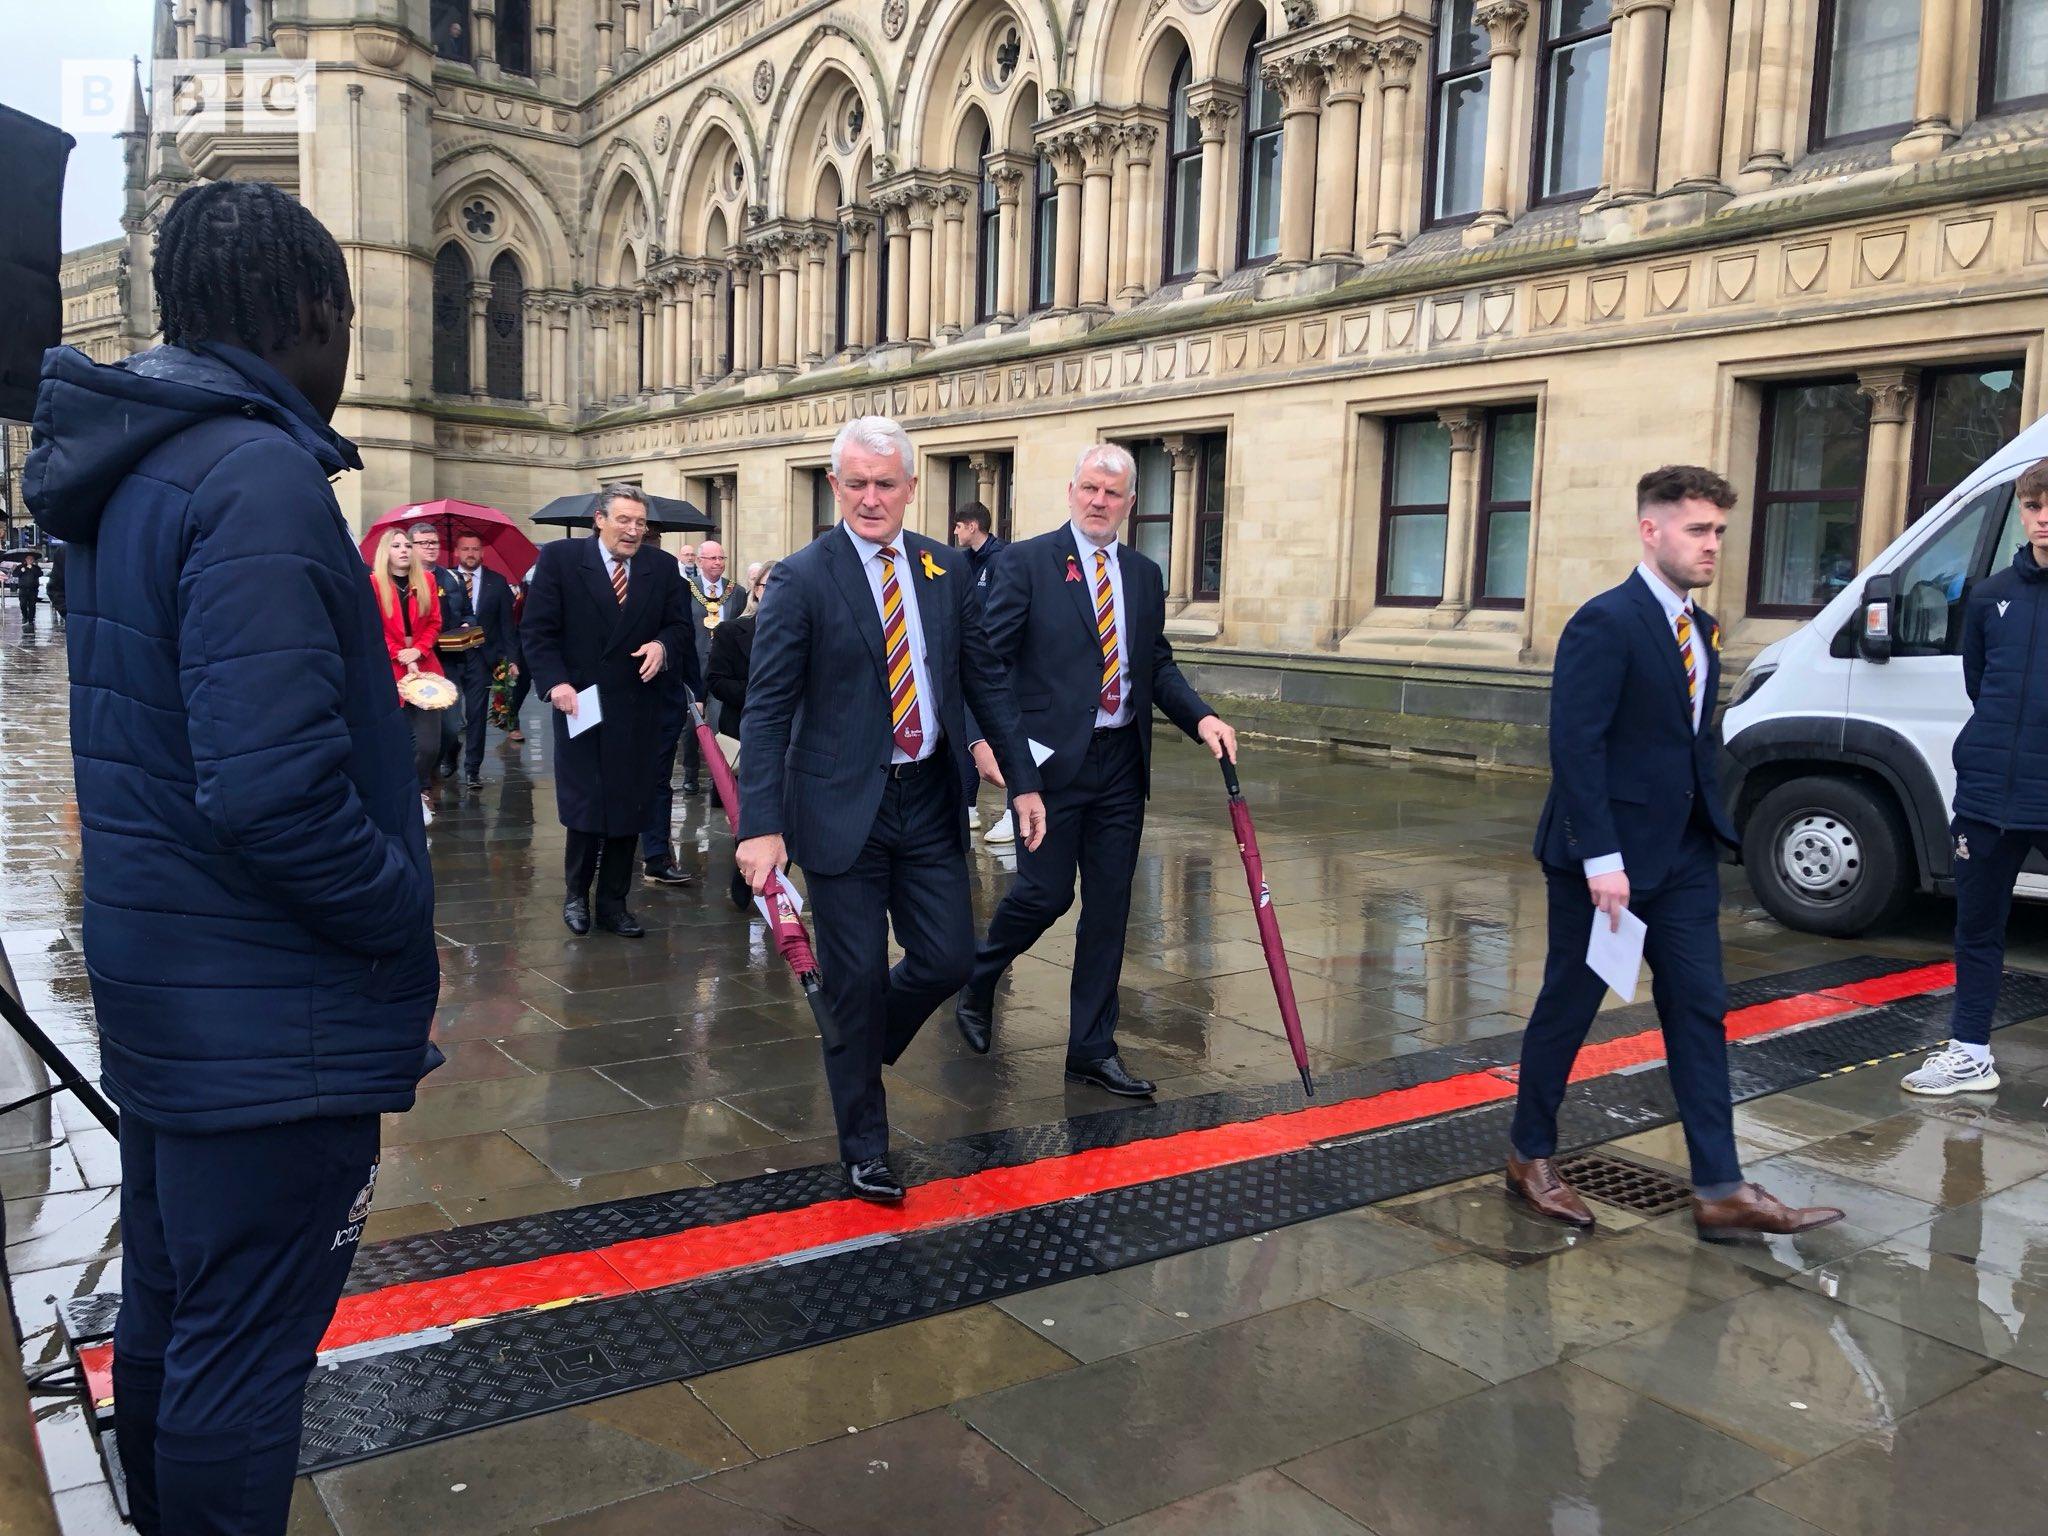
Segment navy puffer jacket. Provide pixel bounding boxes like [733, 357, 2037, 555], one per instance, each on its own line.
[25, 342, 440, 1131]
[1954, 541, 2048, 829]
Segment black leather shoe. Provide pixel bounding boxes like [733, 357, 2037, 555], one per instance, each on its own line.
[595, 908, 645, 939]
[463, 773, 483, 790]
[642, 859, 693, 887]
[845, 1157, 904, 1203]
[436, 755, 459, 780]
[562, 896, 591, 936]
[955, 988, 994, 1055]
[681, 779, 702, 797]
[1065, 1053, 1156, 1097]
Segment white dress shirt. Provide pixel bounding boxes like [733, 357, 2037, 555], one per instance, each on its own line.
[1583, 563, 1707, 879]
[845, 522, 938, 763]
[458, 564, 481, 614]
[1072, 522, 1134, 731]
[599, 543, 628, 589]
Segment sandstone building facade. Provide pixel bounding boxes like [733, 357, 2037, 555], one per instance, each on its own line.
[83, 0, 2048, 757]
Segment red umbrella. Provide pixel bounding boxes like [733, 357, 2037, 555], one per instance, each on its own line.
[358, 499, 541, 584]
[1220, 756, 1316, 1098]
[687, 694, 838, 1046]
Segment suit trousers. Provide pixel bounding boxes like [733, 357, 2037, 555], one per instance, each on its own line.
[969, 725, 1145, 1061]
[805, 760, 975, 1162]
[1946, 815, 2048, 1045]
[640, 692, 689, 864]
[113, 1113, 379, 1536]
[566, 829, 638, 916]
[441, 650, 489, 776]
[1511, 825, 1741, 1188]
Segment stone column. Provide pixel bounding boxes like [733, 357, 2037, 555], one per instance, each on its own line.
[776, 243, 801, 374]
[1264, 52, 1326, 268]
[471, 0, 497, 67]
[1673, 0, 1733, 189]
[804, 234, 829, 362]
[589, 301, 611, 404]
[523, 294, 543, 401]
[1613, 0, 1673, 200]
[1047, 135, 1085, 312]
[1163, 437, 1200, 603]
[1352, 44, 1386, 256]
[658, 278, 678, 389]
[1372, 39, 1422, 252]
[971, 452, 1000, 508]
[535, 0, 556, 77]
[546, 297, 568, 405]
[674, 268, 696, 390]
[1436, 407, 1482, 613]
[176, 2, 195, 58]
[620, 0, 641, 57]
[843, 214, 873, 348]
[882, 195, 911, 342]
[939, 186, 969, 339]
[906, 190, 936, 345]
[1117, 123, 1160, 301]
[990, 166, 1025, 321]
[1856, 368, 1919, 568]
[1187, 88, 1240, 284]
[754, 243, 779, 371]
[1469, 2, 1530, 240]
[594, 0, 615, 79]
[467, 281, 490, 396]
[1314, 41, 1370, 262]
[693, 267, 716, 383]
[1076, 127, 1117, 310]
[1742, 0, 1792, 176]
[730, 253, 757, 374]
[1895, 0, 1960, 161]
[639, 286, 657, 394]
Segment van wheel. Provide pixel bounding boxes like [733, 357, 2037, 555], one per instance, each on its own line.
[1743, 776, 1911, 937]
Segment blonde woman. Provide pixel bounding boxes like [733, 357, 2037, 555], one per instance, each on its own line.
[368, 526, 446, 819]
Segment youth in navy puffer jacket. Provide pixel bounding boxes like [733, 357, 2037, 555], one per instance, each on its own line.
[1955, 539, 2048, 830]
[24, 341, 440, 1130]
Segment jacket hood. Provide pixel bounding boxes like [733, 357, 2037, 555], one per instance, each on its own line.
[24, 342, 361, 544]
[2013, 543, 2048, 582]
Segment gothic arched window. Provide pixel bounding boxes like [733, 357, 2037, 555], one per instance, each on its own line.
[432, 0, 470, 63]
[975, 130, 1000, 323]
[1238, 25, 1282, 263]
[1164, 51, 1201, 280]
[498, 0, 532, 75]
[431, 243, 472, 394]
[485, 251, 524, 400]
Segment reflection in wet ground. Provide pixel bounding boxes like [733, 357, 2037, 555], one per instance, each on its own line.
[7, 608, 2048, 1535]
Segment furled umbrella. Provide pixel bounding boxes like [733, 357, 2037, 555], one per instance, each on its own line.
[1220, 756, 1316, 1097]
[357, 498, 541, 583]
[686, 692, 838, 1048]
[532, 491, 715, 535]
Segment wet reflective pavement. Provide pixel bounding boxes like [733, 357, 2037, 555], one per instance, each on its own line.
[7, 609, 2048, 1535]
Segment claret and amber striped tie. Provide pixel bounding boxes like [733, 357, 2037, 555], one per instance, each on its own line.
[879, 547, 924, 757]
[1094, 549, 1122, 715]
[611, 558, 628, 605]
[1674, 603, 1697, 718]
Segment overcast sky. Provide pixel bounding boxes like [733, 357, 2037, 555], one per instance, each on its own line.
[3, 1, 161, 251]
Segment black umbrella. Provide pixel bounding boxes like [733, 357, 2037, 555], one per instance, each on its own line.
[532, 492, 715, 534]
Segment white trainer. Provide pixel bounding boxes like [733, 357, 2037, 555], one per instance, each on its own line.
[420, 792, 434, 827]
[1901, 1044, 2000, 1096]
[968, 805, 982, 830]
[983, 809, 1016, 845]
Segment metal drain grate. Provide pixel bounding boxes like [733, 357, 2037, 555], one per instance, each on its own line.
[1553, 1152, 1693, 1216]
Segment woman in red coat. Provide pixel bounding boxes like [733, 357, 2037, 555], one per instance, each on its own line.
[368, 526, 445, 819]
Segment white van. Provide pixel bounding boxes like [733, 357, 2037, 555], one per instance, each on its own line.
[1721, 413, 2048, 936]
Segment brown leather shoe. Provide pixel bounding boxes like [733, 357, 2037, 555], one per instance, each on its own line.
[1692, 1182, 1846, 1240]
[1505, 1153, 1595, 1228]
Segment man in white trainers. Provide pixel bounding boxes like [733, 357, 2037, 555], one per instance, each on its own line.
[1905, 458, 2048, 1097]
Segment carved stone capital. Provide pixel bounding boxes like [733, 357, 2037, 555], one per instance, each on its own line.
[1857, 367, 1920, 425]
[1119, 120, 1160, 160]
[1375, 36, 1422, 91]
[1317, 37, 1373, 98]
[1185, 80, 1244, 140]
[1260, 49, 1329, 113]
[1476, 0, 1531, 52]
[1437, 405, 1482, 452]
[840, 212, 875, 241]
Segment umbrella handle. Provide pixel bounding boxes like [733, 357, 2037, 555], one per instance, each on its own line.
[1217, 754, 1243, 799]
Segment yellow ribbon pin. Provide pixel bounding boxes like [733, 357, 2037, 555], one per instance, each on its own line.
[919, 550, 946, 580]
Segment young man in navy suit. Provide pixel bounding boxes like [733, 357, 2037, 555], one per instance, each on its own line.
[954, 444, 1238, 1097]
[736, 417, 1047, 1202]
[1510, 465, 1844, 1240]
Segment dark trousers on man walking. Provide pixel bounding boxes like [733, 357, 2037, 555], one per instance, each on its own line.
[967, 725, 1144, 1060]
[1510, 824, 1741, 1189]
[640, 693, 689, 866]
[567, 830, 639, 918]
[113, 1113, 380, 1536]
[440, 650, 489, 778]
[806, 758, 975, 1162]
[1947, 815, 2048, 1045]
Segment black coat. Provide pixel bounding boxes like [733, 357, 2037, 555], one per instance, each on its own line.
[1533, 572, 1737, 889]
[1955, 543, 2048, 829]
[737, 525, 1040, 876]
[451, 562, 519, 672]
[705, 612, 755, 736]
[980, 527, 1210, 796]
[521, 536, 694, 836]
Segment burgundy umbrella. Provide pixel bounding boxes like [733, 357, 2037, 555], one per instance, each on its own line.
[358, 499, 542, 584]
[1220, 756, 1316, 1098]
[687, 695, 837, 1047]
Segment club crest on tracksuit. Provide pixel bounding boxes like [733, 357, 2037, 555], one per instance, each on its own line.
[1998, 600, 2011, 617]
[334, 1160, 380, 1250]
[1955, 831, 1971, 861]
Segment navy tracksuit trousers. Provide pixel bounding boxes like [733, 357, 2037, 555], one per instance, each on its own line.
[1947, 814, 2048, 1045]
[114, 1113, 380, 1536]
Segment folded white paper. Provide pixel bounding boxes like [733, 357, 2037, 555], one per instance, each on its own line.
[1027, 737, 1055, 766]
[1585, 906, 1646, 1002]
[566, 685, 603, 738]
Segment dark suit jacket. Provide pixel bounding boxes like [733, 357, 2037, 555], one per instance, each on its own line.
[1533, 572, 1739, 890]
[463, 564, 518, 672]
[980, 526, 1211, 796]
[737, 524, 1042, 876]
[682, 576, 747, 713]
[705, 613, 755, 736]
[521, 536, 693, 836]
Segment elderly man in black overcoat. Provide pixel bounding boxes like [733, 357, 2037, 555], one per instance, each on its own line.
[522, 485, 696, 937]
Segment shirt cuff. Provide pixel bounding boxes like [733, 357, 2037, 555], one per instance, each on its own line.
[1582, 854, 1626, 878]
